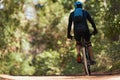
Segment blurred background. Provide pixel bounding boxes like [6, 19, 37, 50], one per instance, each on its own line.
[0, 0, 120, 76]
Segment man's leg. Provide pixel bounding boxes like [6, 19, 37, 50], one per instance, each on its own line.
[88, 45, 94, 61]
[85, 30, 96, 65]
[87, 42, 96, 64]
[76, 41, 82, 63]
[76, 42, 81, 54]
[74, 31, 82, 63]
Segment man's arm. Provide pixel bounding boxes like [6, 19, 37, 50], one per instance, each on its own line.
[87, 12, 98, 34]
[67, 13, 73, 39]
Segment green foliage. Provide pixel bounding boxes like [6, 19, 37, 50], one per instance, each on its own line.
[0, 52, 35, 75]
[32, 49, 84, 75]
[33, 50, 61, 75]
[61, 51, 84, 75]
[60, 0, 76, 12]
[91, 39, 120, 72]
[104, 0, 120, 41]
[106, 41, 120, 71]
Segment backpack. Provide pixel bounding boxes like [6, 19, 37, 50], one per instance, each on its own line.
[74, 8, 83, 23]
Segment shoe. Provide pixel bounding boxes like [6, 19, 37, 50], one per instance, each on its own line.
[77, 54, 82, 63]
[90, 60, 96, 65]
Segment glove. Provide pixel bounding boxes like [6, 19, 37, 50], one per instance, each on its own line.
[93, 29, 98, 35]
[67, 34, 73, 40]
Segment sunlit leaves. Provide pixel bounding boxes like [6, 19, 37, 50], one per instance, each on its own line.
[104, 0, 120, 41]
[34, 50, 61, 75]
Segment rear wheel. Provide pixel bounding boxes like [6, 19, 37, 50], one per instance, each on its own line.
[82, 47, 91, 75]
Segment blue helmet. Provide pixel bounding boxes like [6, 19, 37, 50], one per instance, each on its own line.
[74, 1, 83, 8]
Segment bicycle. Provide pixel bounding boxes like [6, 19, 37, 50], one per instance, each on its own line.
[80, 33, 93, 76]
[67, 33, 94, 75]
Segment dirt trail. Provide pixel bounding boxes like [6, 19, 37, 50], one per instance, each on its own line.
[0, 73, 120, 80]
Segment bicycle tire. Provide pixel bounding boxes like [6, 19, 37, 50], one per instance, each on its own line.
[85, 47, 91, 75]
[82, 47, 91, 75]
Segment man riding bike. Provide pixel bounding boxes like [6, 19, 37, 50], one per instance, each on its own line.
[67, 1, 98, 65]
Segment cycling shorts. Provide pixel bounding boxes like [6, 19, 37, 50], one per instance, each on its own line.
[74, 30, 90, 42]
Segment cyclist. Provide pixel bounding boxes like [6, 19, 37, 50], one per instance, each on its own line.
[67, 1, 98, 65]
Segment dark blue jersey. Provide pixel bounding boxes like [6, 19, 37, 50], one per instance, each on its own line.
[67, 10, 97, 35]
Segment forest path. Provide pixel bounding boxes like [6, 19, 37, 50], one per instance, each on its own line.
[0, 73, 120, 80]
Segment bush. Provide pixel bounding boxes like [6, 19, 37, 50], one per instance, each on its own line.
[32, 48, 85, 76]
[0, 41, 119, 76]
[33, 50, 61, 75]
[0, 52, 35, 75]
[106, 41, 120, 72]
[92, 40, 120, 73]
[61, 51, 84, 75]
